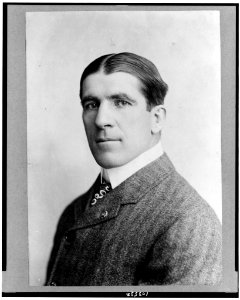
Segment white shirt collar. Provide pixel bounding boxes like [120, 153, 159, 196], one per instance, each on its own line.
[101, 140, 164, 189]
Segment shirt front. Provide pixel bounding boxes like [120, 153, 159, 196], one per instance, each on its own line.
[102, 140, 164, 189]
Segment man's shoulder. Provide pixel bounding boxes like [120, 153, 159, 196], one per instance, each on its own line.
[140, 153, 220, 224]
[62, 174, 101, 214]
[55, 183, 96, 233]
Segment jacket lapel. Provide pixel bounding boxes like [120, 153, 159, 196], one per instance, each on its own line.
[67, 153, 175, 232]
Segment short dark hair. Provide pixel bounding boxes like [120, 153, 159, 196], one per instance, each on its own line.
[79, 52, 168, 110]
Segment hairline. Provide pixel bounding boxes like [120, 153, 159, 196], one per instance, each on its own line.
[81, 67, 153, 111]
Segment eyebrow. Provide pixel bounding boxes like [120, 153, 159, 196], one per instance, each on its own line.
[81, 96, 100, 106]
[107, 93, 137, 104]
[81, 93, 137, 106]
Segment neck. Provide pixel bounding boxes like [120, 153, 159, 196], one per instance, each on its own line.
[101, 139, 164, 188]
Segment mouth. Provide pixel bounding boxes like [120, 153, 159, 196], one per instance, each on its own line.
[96, 138, 120, 143]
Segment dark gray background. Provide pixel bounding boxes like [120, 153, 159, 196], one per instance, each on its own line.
[3, 4, 237, 293]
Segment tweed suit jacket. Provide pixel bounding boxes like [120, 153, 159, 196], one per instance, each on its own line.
[46, 153, 222, 286]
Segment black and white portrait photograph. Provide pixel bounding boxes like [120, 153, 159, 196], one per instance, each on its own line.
[3, 3, 238, 297]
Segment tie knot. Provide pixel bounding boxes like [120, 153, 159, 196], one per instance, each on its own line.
[100, 180, 112, 191]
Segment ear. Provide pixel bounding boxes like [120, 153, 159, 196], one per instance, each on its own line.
[150, 105, 166, 134]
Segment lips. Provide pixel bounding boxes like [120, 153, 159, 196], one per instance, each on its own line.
[96, 138, 120, 143]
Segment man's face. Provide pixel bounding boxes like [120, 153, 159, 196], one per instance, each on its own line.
[81, 71, 158, 169]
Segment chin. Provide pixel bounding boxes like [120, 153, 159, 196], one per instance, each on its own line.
[95, 159, 122, 169]
[94, 154, 129, 169]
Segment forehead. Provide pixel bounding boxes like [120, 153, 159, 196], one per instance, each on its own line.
[82, 71, 145, 100]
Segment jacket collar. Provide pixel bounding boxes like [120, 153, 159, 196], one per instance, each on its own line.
[69, 153, 175, 232]
[112, 152, 175, 205]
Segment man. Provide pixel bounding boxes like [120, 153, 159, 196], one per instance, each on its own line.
[46, 52, 222, 286]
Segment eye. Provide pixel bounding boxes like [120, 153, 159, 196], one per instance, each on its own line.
[83, 101, 98, 111]
[114, 99, 131, 108]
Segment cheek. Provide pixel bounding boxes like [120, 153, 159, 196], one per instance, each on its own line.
[121, 113, 152, 135]
[83, 116, 95, 135]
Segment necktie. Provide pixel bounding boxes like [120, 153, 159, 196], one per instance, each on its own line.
[90, 180, 112, 207]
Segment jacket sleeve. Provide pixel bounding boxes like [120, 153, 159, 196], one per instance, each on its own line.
[138, 206, 222, 285]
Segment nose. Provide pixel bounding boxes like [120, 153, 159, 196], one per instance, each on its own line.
[95, 101, 114, 128]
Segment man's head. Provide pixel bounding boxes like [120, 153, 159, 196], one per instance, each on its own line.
[80, 52, 168, 169]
